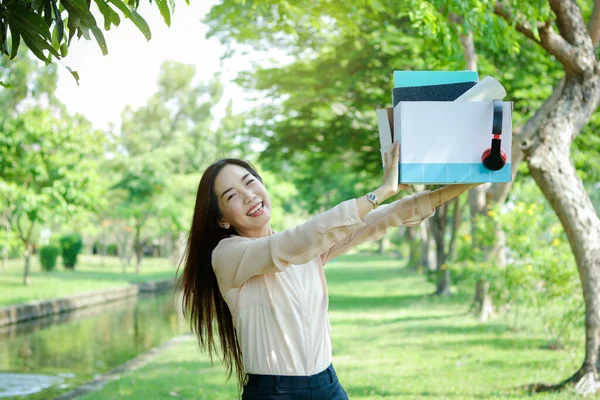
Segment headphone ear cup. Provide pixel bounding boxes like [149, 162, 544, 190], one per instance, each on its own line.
[481, 147, 507, 171]
[481, 148, 492, 162]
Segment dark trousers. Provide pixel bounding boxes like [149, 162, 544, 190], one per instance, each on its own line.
[241, 364, 349, 400]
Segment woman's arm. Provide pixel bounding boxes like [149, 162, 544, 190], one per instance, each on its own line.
[319, 183, 480, 265]
[428, 184, 479, 208]
[212, 143, 403, 289]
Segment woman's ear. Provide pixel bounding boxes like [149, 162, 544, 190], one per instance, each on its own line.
[219, 220, 230, 230]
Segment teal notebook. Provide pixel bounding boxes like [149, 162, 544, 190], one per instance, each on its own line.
[393, 70, 479, 88]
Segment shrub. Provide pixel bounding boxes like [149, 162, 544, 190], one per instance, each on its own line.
[106, 243, 118, 256]
[39, 245, 60, 272]
[60, 234, 83, 269]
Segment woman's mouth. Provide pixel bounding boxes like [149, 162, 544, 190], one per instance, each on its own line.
[247, 202, 264, 217]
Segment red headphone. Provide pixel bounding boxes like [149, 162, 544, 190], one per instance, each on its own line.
[481, 100, 507, 171]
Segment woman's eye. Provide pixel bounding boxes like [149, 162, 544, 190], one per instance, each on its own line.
[227, 194, 235, 201]
[247, 179, 255, 185]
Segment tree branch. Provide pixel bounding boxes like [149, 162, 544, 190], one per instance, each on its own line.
[460, 31, 478, 72]
[489, 78, 565, 204]
[588, 0, 600, 47]
[15, 213, 26, 243]
[493, 2, 585, 74]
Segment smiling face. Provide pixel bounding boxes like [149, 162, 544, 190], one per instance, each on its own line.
[213, 164, 273, 238]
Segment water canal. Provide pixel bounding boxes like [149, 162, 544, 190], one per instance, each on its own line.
[0, 290, 189, 399]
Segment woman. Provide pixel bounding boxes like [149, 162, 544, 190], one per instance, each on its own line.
[179, 142, 476, 399]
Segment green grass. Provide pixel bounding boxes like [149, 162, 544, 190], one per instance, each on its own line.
[80, 254, 585, 400]
[0, 255, 179, 307]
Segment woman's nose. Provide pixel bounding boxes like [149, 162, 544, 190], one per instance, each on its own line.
[243, 189, 256, 203]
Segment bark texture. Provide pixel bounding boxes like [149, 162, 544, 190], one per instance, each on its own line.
[494, 0, 600, 394]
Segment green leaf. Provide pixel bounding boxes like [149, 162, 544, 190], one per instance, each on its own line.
[17, 28, 50, 62]
[43, 0, 53, 25]
[0, 80, 15, 89]
[128, 8, 151, 40]
[78, 24, 91, 40]
[9, 23, 20, 60]
[110, 9, 121, 26]
[90, 26, 108, 55]
[66, 66, 79, 85]
[52, 0, 65, 43]
[60, 42, 68, 56]
[0, 21, 7, 56]
[51, 24, 60, 50]
[32, 0, 43, 12]
[10, 4, 53, 41]
[66, 14, 81, 44]
[156, 0, 170, 27]
[7, 14, 62, 62]
[107, 0, 151, 40]
[93, 0, 113, 30]
[61, 0, 90, 15]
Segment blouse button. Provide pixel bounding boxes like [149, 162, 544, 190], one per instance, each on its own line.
[350, 217, 355, 222]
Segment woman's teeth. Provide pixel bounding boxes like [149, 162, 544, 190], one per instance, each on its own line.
[248, 203, 263, 216]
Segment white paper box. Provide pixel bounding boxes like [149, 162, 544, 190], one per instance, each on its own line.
[391, 101, 513, 184]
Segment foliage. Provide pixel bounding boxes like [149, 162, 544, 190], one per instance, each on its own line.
[105, 243, 118, 256]
[204, 0, 566, 213]
[98, 60, 229, 267]
[39, 243, 59, 271]
[0, 230, 24, 258]
[454, 178, 583, 348]
[0, 0, 189, 85]
[59, 233, 83, 269]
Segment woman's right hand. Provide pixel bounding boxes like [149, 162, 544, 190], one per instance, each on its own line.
[382, 142, 408, 196]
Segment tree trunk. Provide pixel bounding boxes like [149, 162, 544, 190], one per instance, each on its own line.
[84, 235, 94, 255]
[2, 216, 10, 272]
[100, 244, 107, 267]
[406, 227, 420, 269]
[427, 233, 437, 271]
[170, 231, 186, 267]
[435, 240, 450, 296]
[134, 223, 143, 274]
[23, 242, 32, 286]
[470, 279, 494, 321]
[377, 238, 384, 254]
[523, 71, 600, 394]
[419, 222, 429, 272]
[468, 184, 488, 249]
[135, 245, 143, 273]
[491, 224, 507, 267]
[117, 240, 127, 272]
[163, 234, 171, 258]
[429, 203, 451, 296]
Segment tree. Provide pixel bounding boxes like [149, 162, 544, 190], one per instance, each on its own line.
[0, 0, 187, 85]
[0, 109, 104, 284]
[110, 60, 226, 270]
[433, 1, 600, 392]
[206, 0, 600, 393]
[430, 194, 467, 295]
[109, 152, 169, 271]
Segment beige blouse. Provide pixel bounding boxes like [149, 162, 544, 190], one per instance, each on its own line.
[211, 191, 435, 376]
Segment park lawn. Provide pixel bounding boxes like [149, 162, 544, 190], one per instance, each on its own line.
[0, 255, 179, 307]
[80, 254, 583, 400]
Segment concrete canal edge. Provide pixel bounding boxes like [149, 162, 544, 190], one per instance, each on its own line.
[0, 279, 177, 327]
[52, 333, 194, 400]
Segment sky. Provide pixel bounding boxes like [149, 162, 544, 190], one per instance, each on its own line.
[54, 0, 259, 132]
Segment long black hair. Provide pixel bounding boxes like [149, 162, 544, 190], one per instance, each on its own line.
[177, 158, 264, 387]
